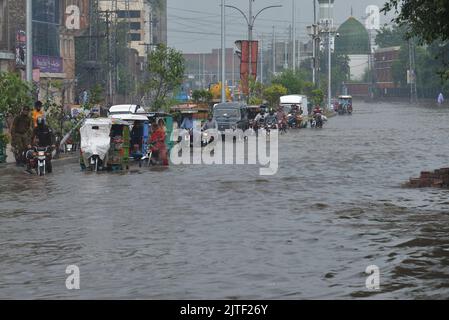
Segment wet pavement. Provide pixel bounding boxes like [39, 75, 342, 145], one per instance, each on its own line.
[1, 100, 449, 299]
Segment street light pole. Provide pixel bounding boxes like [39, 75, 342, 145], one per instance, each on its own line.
[226, 1, 282, 89]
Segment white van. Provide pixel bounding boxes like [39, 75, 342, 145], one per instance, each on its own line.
[280, 95, 309, 116]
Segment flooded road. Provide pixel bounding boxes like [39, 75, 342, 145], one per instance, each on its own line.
[1, 101, 449, 299]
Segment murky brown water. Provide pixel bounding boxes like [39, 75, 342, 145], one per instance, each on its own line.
[1, 101, 449, 299]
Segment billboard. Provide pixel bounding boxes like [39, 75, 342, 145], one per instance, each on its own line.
[33, 55, 63, 73]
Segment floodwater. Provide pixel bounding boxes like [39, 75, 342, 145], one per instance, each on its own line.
[1, 101, 449, 299]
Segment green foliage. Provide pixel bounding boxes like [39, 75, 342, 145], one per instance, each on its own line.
[0, 132, 10, 146]
[263, 84, 287, 108]
[382, 0, 449, 80]
[391, 42, 449, 97]
[0, 72, 32, 120]
[143, 44, 186, 111]
[248, 77, 264, 100]
[44, 101, 65, 137]
[271, 70, 305, 94]
[375, 24, 408, 48]
[191, 89, 213, 104]
[248, 96, 263, 105]
[310, 89, 324, 106]
[382, 0, 449, 43]
[86, 84, 104, 109]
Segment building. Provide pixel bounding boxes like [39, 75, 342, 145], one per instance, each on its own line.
[0, 0, 26, 73]
[151, 0, 167, 46]
[183, 48, 239, 93]
[335, 16, 370, 81]
[98, 0, 152, 58]
[0, 1, 89, 105]
[374, 46, 401, 95]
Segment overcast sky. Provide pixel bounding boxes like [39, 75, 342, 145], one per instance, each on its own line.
[167, 0, 396, 53]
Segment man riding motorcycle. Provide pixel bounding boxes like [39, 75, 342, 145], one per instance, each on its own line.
[265, 110, 277, 125]
[310, 105, 324, 128]
[26, 117, 55, 173]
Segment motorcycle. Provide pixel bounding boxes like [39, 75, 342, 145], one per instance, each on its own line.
[278, 120, 288, 134]
[27, 146, 53, 176]
[347, 105, 353, 115]
[311, 114, 324, 129]
[88, 154, 102, 172]
[201, 130, 216, 147]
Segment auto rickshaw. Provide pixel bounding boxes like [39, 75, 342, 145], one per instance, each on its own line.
[79, 118, 130, 172]
[338, 95, 353, 115]
[109, 113, 150, 166]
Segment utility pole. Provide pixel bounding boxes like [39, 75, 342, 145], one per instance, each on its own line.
[292, 0, 296, 72]
[104, 10, 113, 106]
[327, 19, 332, 110]
[272, 26, 276, 76]
[260, 36, 263, 84]
[26, 0, 32, 83]
[221, 0, 226, 103]
[313, 0, 317, 86]
[408, 39, 418, 104]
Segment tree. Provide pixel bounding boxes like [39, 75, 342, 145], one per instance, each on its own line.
[191, 89, 212, 104]
[382, 0, 449, 43]
[310, 89, 324, 106]
[375, 24, 408, 48]
[0, 72, 32, 127]
[263, 84, 287, 108]
[271, 70, 305, 94]
[382, 0, 449, 79]
[143, 44, 185, 111]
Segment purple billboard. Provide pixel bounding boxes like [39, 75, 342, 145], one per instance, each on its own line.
[33, 55, 63, 73]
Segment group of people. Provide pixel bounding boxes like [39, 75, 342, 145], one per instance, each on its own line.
[10, 101, 55, 173]
[252, 105, 306, 131]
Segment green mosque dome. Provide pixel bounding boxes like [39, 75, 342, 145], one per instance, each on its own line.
[335, 17, 370, 55]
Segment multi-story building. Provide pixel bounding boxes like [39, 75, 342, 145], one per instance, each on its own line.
[98, 0, 153, 57]
[0, 0, 89, 106]
[151, 0, 167, 46]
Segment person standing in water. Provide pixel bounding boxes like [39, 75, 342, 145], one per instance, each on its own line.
[437, 92, 444, 105]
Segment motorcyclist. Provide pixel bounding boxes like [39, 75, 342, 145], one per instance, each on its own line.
[313, 105, 323, 116]
[32, 117, 55, 148]
[202, 115, 218, 130]
[32, 100, 45, 128]
[180, 114, 194, 130]
[265, 109, 278, 126]
[254, 110, 265, 123]
[10, 106, 33, 166]
[27, 117, 55, 173]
